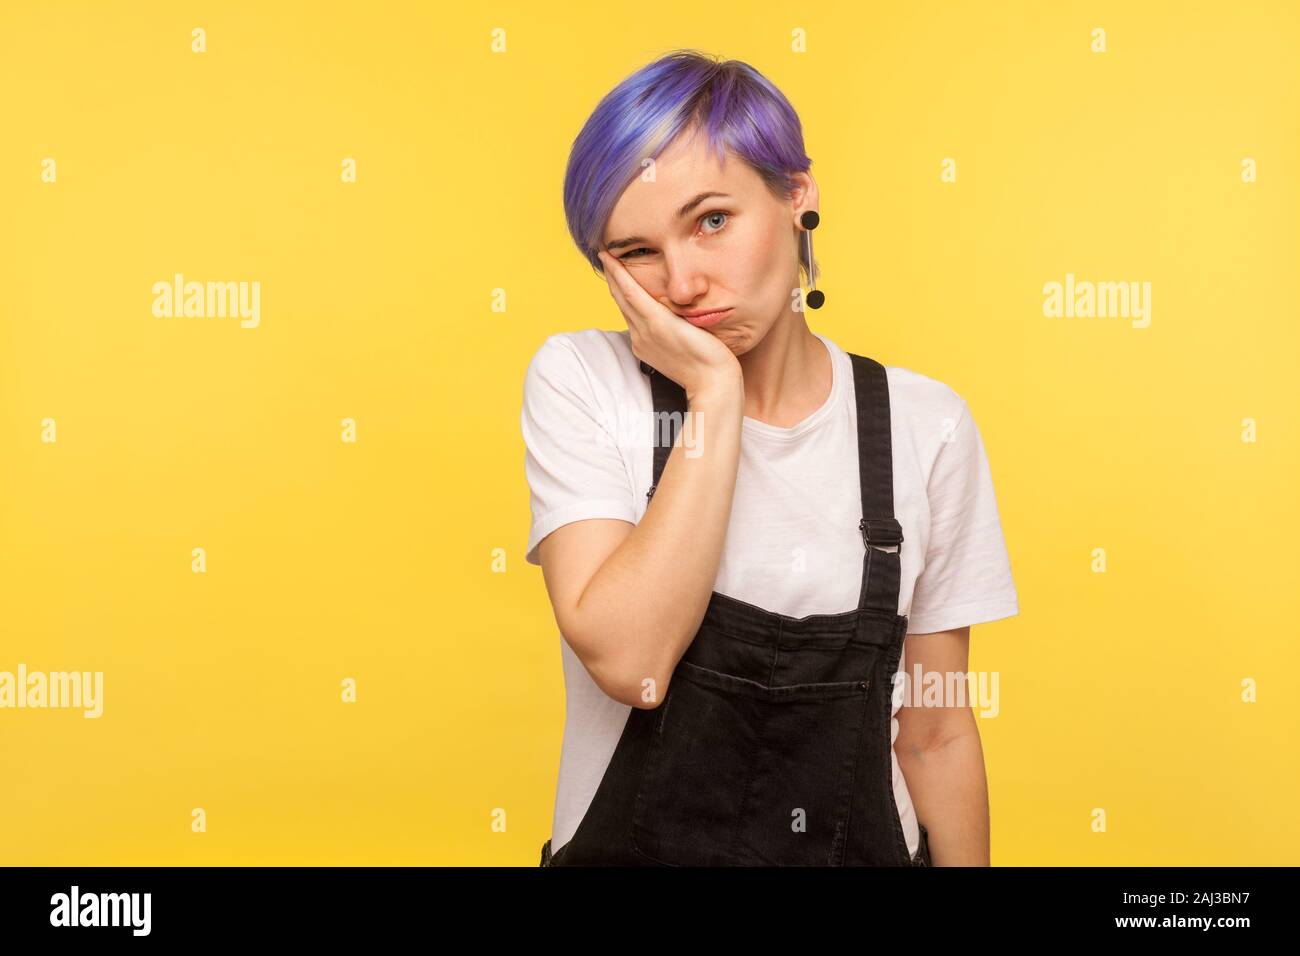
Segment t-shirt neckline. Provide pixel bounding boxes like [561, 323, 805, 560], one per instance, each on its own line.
[741, 333, 843, 442]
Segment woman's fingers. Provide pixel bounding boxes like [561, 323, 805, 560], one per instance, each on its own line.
[595, 252, 629, 329]
[598, 250, 656, 333]
[593, 250, 740, 394]
[596, 252, 631, 320]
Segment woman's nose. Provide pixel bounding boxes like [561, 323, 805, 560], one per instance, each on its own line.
[662, 251, 710, 305]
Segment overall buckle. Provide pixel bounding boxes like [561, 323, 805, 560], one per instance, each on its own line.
[859, 517, 903, 553]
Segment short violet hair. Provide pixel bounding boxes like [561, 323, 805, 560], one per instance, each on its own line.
[563, 49, 815, 281]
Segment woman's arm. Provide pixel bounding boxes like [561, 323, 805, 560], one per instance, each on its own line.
[537, 373, 744, 710]
[894, 625, 992, 865]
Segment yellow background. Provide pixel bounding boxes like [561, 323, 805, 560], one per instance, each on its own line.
[1, 1, 1296, 865]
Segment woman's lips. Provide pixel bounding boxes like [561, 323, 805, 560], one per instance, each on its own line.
[681, 308, 733, 328]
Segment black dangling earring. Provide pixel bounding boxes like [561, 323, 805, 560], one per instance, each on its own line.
[800, 210, 824, 309]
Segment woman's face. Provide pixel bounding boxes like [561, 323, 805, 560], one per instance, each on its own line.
[600, 126, 818, 357]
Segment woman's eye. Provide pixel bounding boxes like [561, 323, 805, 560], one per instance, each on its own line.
[619, 211, 731, 260]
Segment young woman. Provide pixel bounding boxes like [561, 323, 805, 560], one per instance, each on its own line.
[522, 50, 1019, 866]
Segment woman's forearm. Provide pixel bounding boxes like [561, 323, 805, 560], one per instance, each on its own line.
[573, 374, 744, 708]
[898, 729, 991, 865]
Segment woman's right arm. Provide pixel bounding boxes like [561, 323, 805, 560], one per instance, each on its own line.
[537, 249, 745, 710]
[537, 372, 743, 710]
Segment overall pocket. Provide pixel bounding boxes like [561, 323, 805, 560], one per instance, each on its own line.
[630, 659, 872, 867]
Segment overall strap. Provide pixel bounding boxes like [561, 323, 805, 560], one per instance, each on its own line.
[848, 353, 905, 614]
[640, 360, 688, 501]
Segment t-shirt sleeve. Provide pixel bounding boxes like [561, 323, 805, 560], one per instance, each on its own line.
[521, 335, 637, 566]
[906, 397, 1019, 634]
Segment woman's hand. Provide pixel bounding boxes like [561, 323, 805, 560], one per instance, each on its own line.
[597, 250, 742, 401]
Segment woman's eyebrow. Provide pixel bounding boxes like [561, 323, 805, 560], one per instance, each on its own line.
[605, 191, 732, 251]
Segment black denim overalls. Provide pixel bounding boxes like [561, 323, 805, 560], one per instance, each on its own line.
[540, 351, 931, 867]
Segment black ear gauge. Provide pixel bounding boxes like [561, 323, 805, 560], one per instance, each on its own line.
[799, 210, 824, 309]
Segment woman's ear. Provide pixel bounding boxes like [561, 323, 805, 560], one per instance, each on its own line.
[788, 171, 819, 222]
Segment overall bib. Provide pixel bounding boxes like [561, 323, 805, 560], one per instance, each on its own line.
[540, 351, 931, 867]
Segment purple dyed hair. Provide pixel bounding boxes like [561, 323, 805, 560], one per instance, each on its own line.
[563, 49, 817, 282]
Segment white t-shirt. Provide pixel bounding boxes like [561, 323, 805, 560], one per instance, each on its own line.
[521, 328, 1019, 859]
